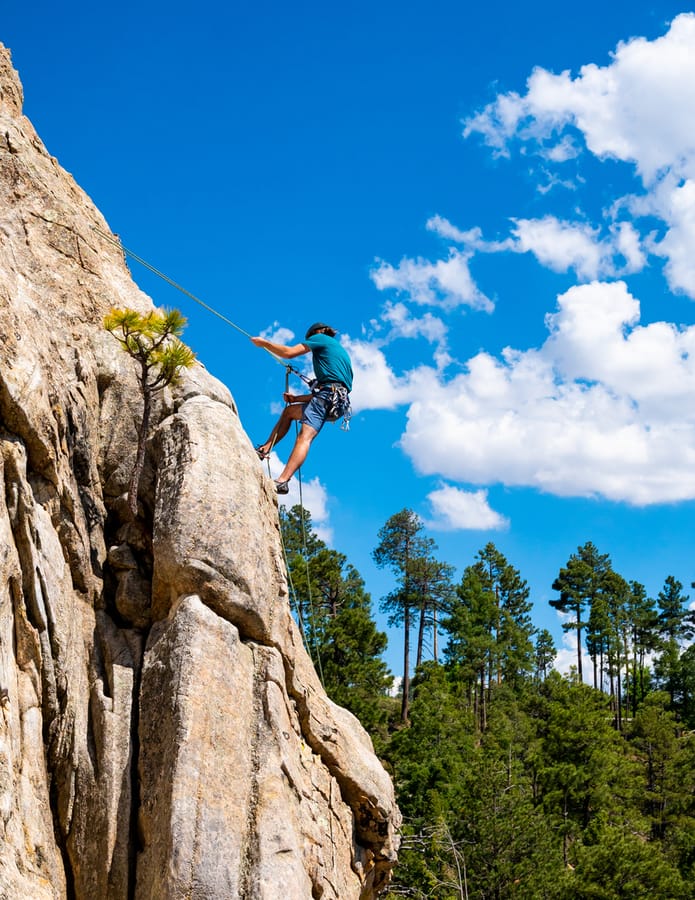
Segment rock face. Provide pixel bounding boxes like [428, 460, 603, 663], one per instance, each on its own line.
[0, 44, 399, 900]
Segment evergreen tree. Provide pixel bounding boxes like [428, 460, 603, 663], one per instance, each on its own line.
[535, 629, 557, 681]
[679, 644, 695, 728]
[654, 576, 693, 707]
[373, 509, 430, 722]
[444, 565, 498, 731]
[551, 542, 611, 682]
[568, 823, 687, 899]
[530, 672, 639, 850]
[445, 544, 535, 730]
[384, 663, 476, 898]
[628, 693, 683, 841]
[104, 307, 196, 518]
[602, 569, 631, 728]
[626, 581, 659, 716]
[408, 553, 455, 668]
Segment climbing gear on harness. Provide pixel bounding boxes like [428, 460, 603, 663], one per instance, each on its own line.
[310, 382, 352, 429]
[326, 383, 351, 427]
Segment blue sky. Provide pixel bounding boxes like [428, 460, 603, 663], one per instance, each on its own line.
[5, 1, 695, 675]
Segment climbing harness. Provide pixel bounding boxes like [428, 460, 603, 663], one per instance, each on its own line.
[311, 382, 352, 430]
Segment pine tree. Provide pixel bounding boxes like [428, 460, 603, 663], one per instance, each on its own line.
[535, 629, 556, 682]
[408, 553, 455, 668]
[626, 581, 659, 716]
[444, 565, 498, 731]
[551, 542, 611, 682]
[602, 569, 630, 728]
[654, 576, 693, 707]
[530, 672, 639, 847]
[445, 545, 535, 730]
[373, 509, 431, 722]
[104, 307, 195, 518]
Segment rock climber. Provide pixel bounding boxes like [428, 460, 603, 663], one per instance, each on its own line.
[250, 322, 353, 494]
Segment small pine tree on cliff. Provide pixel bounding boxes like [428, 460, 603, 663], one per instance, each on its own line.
[104, 307, 196, 518]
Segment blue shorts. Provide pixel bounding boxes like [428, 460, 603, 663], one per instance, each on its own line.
[301, 386, 334, 433]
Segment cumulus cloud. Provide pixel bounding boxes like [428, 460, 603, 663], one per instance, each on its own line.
[652, 178, 695, 296]
[511, 217, 645, 279]
[365, 281, 695, 505]
[358, 16, 695, 512]
[426, 215, 511, 253]
[380, 301, 448, 345]
[425, 484, 509, 531]
[342, 337, 412, 412]
[398, 213, 646, 291]
[461, 14, 695, 299]
[426, 215, 484, 245]
[371, 248, 493, 312]
[464, 13, 695, 184]
[261, 322, 295, 344]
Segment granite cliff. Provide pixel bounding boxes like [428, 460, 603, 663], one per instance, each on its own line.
[0, 44, 399, 899]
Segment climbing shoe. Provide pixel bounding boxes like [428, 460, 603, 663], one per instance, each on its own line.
[255, 445, 269, 460]
[275, 480, 290, 494]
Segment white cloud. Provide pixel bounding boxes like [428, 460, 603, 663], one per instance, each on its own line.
[342, 336, 412, 412]
[543, 281, 695, 419]
[510, 216, 645, 279]
[261, 322, 295, 345]
[425, 483, 509, 531]
[377, 302, 452, 371]
[426, 215, 483, 245]
[653, 179, 695, 296]
[371, 248, 494, 312]
[426, 215, 511, 253]
[464, 13, 695, 184]
[512, 217, 603, 278]
[542, 135, 581, 163]
[462, 14, 695, 299]
[407, 213, 646, 287]
[357, 16, 695, 511]
[381, 301, 448, 345]
[363, 281, 695, 506]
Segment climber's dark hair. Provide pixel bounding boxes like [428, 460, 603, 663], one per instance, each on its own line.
[305, 322, 337, 340]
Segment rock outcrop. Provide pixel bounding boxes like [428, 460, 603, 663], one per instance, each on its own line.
[0, 44, 399, 899]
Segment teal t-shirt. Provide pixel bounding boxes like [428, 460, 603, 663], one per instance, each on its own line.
[304, 333, 353, 392]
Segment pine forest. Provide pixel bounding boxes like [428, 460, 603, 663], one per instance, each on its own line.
[281, 505, 695, 900]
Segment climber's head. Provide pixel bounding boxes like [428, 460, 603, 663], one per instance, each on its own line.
[305, 322, 337, 339]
